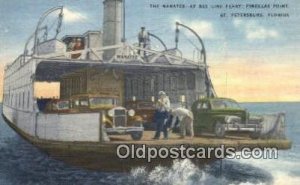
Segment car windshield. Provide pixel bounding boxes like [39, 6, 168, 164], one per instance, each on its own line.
[89, 97, 117, 106]
[138, 102, 155, 109]
[211, 99, 241, 109]
[56, 101, 69, 110]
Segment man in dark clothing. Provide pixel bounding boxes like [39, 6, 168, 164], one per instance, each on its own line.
[153, 109, 169, 139]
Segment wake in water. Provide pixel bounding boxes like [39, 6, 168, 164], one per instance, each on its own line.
[129, 159, 273, 185]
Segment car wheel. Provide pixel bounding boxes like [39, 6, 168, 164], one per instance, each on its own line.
[250, 129, 261, 139]
[130, 131, 143, 140]
[214, 122, 225, 138]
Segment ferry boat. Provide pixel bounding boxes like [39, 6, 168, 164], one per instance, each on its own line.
[2, 0, 291, 171]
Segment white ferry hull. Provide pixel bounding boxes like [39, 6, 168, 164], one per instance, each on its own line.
[3, 104, 101, 142]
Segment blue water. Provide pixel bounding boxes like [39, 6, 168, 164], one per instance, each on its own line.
[0, 103, 299, 185]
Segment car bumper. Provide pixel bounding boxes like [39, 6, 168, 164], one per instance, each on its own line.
[106, 127, 144, 135]
[225, 124, 262, 132]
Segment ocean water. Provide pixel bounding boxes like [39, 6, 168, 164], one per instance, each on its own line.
[0, 103, 299, 185]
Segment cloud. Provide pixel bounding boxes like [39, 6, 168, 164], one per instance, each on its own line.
[233, 19, 243, 27]
[187, 20, 215, 38]
[233, 19, 279, 40]
[63, 8, 87, 23]
[4, 28, 9, 33]
[172, 17, 216, 39]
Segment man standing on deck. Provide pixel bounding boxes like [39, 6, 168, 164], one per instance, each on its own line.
[153, 91, 170, 140]
[71, 38, 84, 59]
[138, 27, 150, 55]
[170, 107, 194, 139]
[67, 38, 76, 51]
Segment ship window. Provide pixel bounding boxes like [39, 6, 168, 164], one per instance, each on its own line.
[19, 93, 23, 108]
[178, 74, 186, 90]
[150, 78, 155, 93]
[170, 76, 177, 90]
[187, 73, 195, 90]
[20, 93, 22, 108]
[27, 91, 30, 109]
[11, 94, 13, 106]
[23, 92, 25, 109]
[18, 93, 21, 107]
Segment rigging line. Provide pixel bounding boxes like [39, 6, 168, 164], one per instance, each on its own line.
[181, 33, 201, 51]
[45, 18, 59, 33]
[37, 11, 62, 40]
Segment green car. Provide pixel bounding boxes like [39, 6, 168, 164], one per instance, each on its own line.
[191, 98, 263, 138]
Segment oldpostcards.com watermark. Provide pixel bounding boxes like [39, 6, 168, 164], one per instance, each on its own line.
[116, 144, 278, 162]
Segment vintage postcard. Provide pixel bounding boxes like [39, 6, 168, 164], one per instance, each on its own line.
[0, 0, 298, 184]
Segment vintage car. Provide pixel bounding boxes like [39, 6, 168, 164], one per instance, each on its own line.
[126, 100, 156, 130]
[70, 94, 119, 112]
[44, 99, 71, 113]
[191, 97, 264, 138]
[70, 94, 144, 140]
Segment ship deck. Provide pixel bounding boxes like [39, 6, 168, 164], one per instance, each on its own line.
[40, 131, 291, 171]
[109, 131, 291, 149]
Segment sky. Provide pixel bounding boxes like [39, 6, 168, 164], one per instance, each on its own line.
[0, 0, 299, 102]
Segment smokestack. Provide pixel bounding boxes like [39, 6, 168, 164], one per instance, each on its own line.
[102, 0, 123, 60]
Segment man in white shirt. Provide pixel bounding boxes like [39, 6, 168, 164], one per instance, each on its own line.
[157, 91, 170, 112]
[153, 91, 171, 139]
[170, 107, 194, 139]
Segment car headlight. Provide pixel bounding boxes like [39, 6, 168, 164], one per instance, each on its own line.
[128, 109, 135, 116]
[102, 115, 107, 122]
[108, 109, 114, 117]
[224, 116, 230, 123]
[225, 115, 241, 124]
